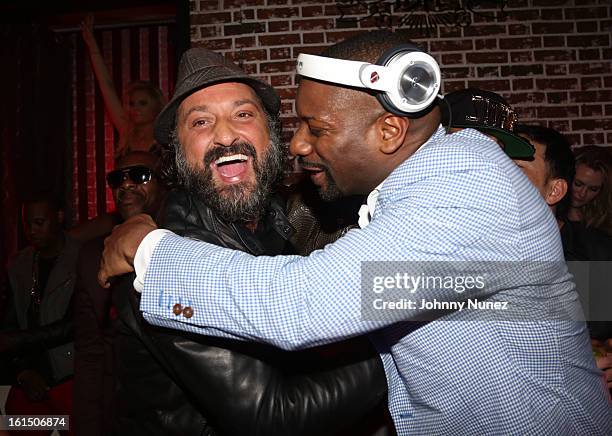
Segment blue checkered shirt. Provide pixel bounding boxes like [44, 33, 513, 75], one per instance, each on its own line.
[141, 127, 612, 435]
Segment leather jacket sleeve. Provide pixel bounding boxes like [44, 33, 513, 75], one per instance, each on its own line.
[135, 190, 389, 436]
[149, 325, 387, 436]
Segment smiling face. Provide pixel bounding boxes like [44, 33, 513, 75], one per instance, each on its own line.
[571, 163, 604, 208]
[112, 152, 162, 220]
[174, 82, 284, 222]
[289, 79, 386, 200]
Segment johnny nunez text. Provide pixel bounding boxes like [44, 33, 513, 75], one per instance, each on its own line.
[372, 298, 508, 311]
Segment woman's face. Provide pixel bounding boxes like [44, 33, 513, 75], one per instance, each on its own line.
[128, 89, 160, 125]
[571, 163, 604, 208]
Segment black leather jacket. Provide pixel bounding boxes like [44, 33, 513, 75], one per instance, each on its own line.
[113, 190, 387, 436]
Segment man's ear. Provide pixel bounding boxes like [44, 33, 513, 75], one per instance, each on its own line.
[378, 114, 409, 155]
[545, 178, 568, 207]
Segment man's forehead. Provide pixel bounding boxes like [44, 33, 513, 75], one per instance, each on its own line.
[24, 201, 52, 217]
[179, 82, 262, 112]
[296, 79, 377, 127]
[295, 79, 339, 117]
[116, 152, 157, 170]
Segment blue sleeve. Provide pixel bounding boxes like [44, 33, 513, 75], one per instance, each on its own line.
[139, 166, 525, 350]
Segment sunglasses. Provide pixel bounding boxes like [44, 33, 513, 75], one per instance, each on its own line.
[106, 165, 154, 189]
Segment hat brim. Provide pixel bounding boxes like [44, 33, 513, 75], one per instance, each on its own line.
[154, 68, 280, 145]
[478, 127, 535, 159]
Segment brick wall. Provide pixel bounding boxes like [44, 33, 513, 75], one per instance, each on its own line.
[190, 0, 612, 147]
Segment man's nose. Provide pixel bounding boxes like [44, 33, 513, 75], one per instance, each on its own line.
[213, 119, 240, 147]
[289, 129, 313, 157]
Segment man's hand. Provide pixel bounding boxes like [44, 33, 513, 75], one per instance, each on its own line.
[98, 214, 157, 288]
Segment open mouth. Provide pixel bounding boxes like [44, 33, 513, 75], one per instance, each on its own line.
[300, 166, 327, 186]
[296, 160, 328, 186]
[213, 153, 251, 183]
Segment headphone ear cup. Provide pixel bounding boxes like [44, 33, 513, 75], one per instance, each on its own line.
[376, 44, 421, 116]
[375, 43, 440, 116]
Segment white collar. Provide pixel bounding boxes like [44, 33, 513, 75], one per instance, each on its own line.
[358, 181, 384, 229]
[356, 127, 442, 229]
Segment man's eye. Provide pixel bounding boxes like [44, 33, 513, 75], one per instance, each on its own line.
[574, 181, 583, 187]
[193, 119, 210, 127]
[237, 111, 253, 118]
[308, 127, 322, 137]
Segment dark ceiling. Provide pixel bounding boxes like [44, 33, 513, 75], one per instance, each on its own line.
[0, 0, 179, 28]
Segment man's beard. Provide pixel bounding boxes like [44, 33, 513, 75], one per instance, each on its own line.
[297, 157, 343, 202]
[172, 131, 285, 223]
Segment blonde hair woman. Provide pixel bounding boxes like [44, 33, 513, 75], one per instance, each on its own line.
[568, 146, 612, 235]
[81, 15, 165, 159]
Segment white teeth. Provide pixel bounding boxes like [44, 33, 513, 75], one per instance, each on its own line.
[215, 154, 249, 165]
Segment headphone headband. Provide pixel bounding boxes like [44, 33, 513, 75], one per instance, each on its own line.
[296, 46, 441, 116]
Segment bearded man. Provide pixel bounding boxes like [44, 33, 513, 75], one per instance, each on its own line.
[108, 48, 388, 436]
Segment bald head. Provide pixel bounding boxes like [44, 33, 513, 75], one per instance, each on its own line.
[116, 151, 160, 173]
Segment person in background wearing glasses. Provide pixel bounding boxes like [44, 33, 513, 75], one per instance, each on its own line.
[2, 192, 80, 435]
[72, 151, 164, 436]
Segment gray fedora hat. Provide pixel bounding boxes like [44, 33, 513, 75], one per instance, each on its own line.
[154, 47, 280, 145]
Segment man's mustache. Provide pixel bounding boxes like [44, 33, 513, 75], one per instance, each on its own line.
[117, 186, 144, 202]
[296, 156, 329, 172]
[204, 142, 257, 167]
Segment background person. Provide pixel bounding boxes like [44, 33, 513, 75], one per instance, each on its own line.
[2, 192, 78, 435]
[567, 146, 612, 236]
[513, 124, 612, 390]
[81, 15, 165, 159]
[72, 151, 164, 436]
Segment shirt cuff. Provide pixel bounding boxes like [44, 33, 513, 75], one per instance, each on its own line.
[133, 229, 173, 293]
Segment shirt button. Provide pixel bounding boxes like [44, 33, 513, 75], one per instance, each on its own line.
[183, 306, 194, 319]
[173, 303, 183, 316]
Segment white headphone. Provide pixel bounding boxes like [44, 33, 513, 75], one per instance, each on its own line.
[296, 44, 442, 116]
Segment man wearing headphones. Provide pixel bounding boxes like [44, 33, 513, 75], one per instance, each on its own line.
[100, 31, 612, 434]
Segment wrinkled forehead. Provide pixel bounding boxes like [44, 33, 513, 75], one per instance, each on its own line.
[178, 82, 265, 117]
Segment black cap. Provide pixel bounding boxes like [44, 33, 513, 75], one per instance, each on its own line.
[441, 88, 535, 159]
